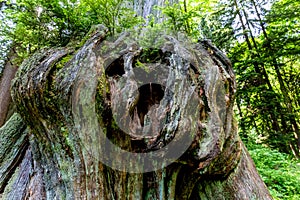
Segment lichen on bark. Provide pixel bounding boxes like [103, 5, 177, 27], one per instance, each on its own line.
[0, 26, 273, 199]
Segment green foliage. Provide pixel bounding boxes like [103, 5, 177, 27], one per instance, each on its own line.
[1, 0, 89, 61]
[81, 0, 144, 36]
[157, 0, 235, 50]
[157, 0, 215, 40]
[244, 133, 300, 199]
[205, 0, 300, 196]
[133, 23, 168, 49]
[207, 0, 300, 157]
[0, 0, 143, 63]
[159, 1, 199, 37]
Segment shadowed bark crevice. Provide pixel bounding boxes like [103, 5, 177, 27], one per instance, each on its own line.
[105, 56, 125, 77]
[130, 83, 165, 127]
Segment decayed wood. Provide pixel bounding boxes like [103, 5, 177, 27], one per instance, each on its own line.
[4, 149, 32, 200]
[192, 144, 272, 199]
[2, 26, 272, 199]
[0, 113, 28, 196]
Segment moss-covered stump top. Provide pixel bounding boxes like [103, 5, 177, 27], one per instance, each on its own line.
[8, 25, 268, 199]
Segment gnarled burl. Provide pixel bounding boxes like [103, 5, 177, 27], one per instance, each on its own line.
[0, 26, 272, 199]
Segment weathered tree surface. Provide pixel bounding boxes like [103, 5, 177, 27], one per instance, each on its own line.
[0, 25, 272, 199]
[0, 48, 18, 127]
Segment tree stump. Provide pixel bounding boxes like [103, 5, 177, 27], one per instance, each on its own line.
[0, 26, 272, 199]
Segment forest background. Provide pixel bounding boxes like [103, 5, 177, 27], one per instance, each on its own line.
[0, 0, 299, 199]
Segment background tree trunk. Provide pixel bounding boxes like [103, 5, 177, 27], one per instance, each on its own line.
[131, 0, 178, 24]
[0, 48, 18, 127]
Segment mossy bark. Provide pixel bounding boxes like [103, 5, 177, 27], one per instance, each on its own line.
[0, 26, 272, 199]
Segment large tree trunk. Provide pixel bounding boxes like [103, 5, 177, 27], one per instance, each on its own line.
[0, 24, 272, 199]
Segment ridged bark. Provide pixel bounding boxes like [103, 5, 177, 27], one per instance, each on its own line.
[0, 52, 18, 127]
[0, 26, 272, 199]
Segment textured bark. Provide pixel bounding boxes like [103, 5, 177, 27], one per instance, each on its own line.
[0, 113, 29, 197]
[192, 144, 271, 199]
[0, 56, 18, 127]
[0, 25, 273, 199]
